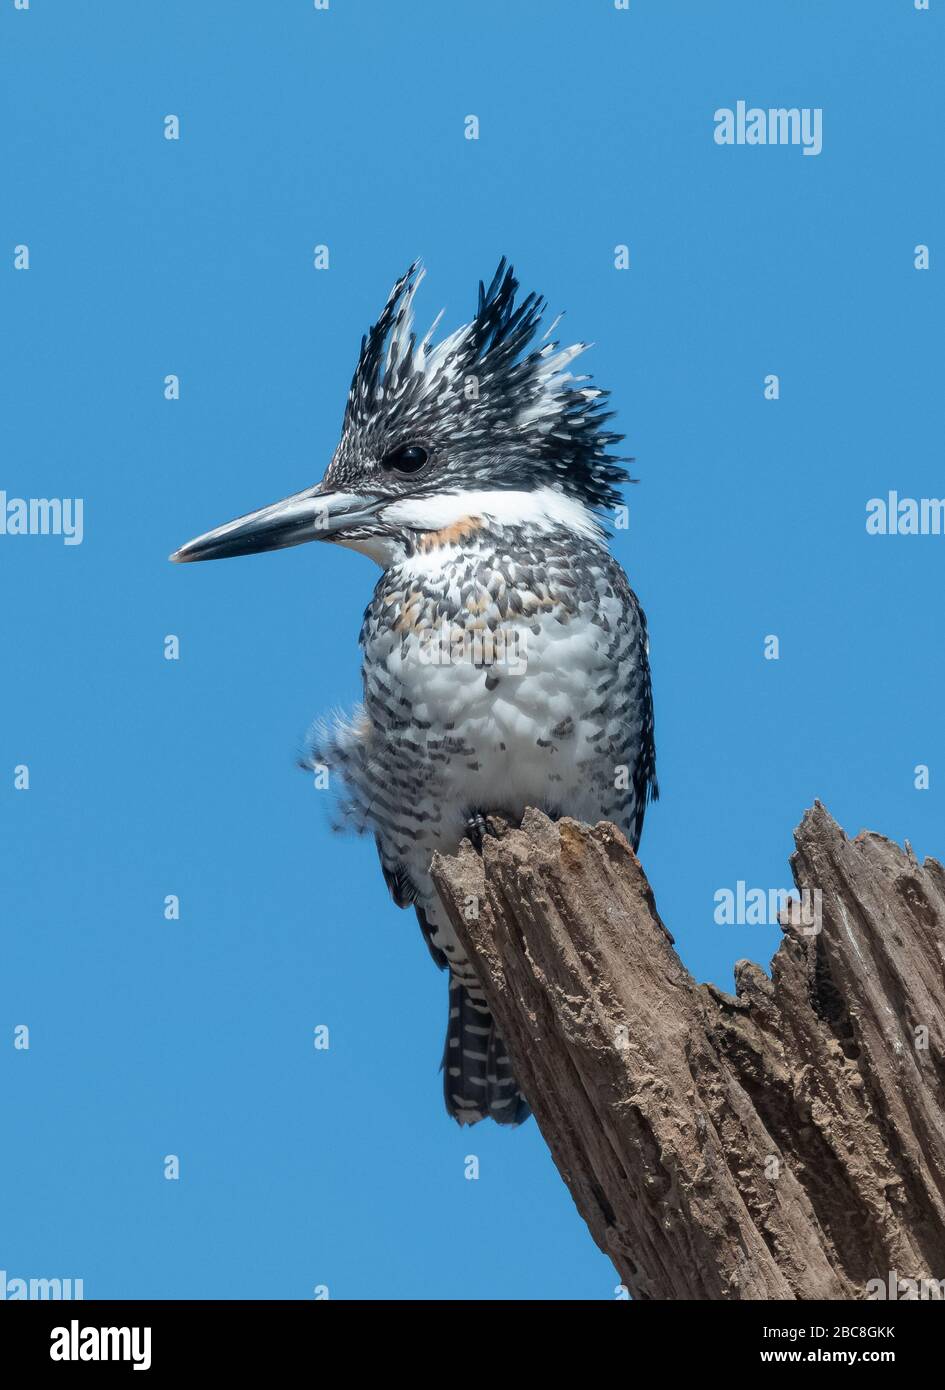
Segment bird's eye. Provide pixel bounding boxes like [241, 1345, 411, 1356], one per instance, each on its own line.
[381, 443, 429, 475]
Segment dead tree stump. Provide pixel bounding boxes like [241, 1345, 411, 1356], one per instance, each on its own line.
[430, 803, 945, 1300]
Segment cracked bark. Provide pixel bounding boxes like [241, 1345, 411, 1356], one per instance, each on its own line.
[429, 803, 945, 1300]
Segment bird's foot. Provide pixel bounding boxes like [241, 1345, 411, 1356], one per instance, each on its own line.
[465, 811, 508, 852]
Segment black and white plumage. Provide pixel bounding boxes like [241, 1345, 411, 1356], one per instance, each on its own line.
[171, 260, 657, 1126]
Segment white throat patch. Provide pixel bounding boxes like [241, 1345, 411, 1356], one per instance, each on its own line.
[382, 487, 604, 541]
[335, 487, 606, 569]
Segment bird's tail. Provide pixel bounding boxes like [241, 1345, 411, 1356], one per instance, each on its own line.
[442, 976, 530, 1126]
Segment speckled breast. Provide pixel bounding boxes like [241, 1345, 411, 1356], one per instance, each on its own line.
[357, 524, 654, 858]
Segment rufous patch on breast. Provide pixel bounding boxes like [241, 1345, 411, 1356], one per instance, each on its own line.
[416, 516, 483, 552]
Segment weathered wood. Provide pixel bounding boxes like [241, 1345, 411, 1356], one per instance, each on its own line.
[430, 803, 945, 1300]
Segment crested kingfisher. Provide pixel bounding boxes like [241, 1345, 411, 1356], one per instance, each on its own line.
[171, 260, 657, 1126]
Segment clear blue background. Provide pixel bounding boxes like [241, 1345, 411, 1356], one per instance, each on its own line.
[2, 0, 942, 1300]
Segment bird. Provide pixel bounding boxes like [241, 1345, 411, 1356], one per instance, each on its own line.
[170, 259, 657, 1126]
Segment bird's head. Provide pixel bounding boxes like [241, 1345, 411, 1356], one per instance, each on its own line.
[170, 259, 630, 567]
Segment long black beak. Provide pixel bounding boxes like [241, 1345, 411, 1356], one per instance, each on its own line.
[169, 487, 383, 563]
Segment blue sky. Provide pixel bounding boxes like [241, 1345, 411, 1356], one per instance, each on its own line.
[2, 0, 942, 1300]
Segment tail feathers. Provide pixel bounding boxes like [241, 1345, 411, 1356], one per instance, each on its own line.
[442, 977, 530, 1127]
